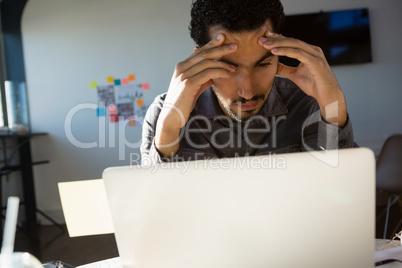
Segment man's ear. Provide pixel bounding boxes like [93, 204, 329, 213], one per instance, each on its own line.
[194, 46, 200, 52]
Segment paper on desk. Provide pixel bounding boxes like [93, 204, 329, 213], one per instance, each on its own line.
[58, 179, 114, 237]
[376, 245, 402, 263]
[77, 257, 122, 268]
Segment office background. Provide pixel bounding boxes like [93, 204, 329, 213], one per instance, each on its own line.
[11, 0, 402, 223]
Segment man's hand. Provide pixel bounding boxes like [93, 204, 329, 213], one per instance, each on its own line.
[258, 31, 348, 127]
[154, 34, 237, 157]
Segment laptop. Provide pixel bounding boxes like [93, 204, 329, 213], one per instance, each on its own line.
[102, 148, 375, 268]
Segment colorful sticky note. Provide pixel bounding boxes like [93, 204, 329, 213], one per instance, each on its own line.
[107, 76, 114, 83]
[136, 99, 144, 107]
[122, 78, 129, 85]
[90, 81, 97, 88]
[108, 104, 117, 114]
[96, 107, 106, 117]
[141, 82, 150, 90]
[114, 79, 121, 86]
[128, 74, 136, 81]
[109, 114, 119, 123]
[128, 119, 136, 127]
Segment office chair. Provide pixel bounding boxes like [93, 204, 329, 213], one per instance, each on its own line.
[376, 134, 402, 239]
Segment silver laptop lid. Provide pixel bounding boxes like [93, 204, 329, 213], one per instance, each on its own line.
[103, 148, 375, 268]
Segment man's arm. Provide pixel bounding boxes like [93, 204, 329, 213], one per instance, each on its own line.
[140, 94, 166, 164]
[258, 31, 355, 150]
[154, 33, 237, 157]
[258, 31, 348, 128]
[301, 103, 355, 152]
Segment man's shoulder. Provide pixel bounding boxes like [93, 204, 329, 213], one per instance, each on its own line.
[154, 92, 168, 102]
[143, 93, 168, 124]
[274, 76, 316, 106]
[150, 93, 168, 108]
[274, 76, 299, 90]
[274, 76, 303, 97]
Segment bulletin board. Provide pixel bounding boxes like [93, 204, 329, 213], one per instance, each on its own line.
[90, 74, 150, 127]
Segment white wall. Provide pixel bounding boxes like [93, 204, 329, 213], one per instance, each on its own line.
[282, 0, 402, 152]
[21, 0, 402, 223]
[22, 0, 195, 223]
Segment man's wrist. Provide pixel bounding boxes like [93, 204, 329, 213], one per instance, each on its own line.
[319, 91, 348, 127]
[320, 104, 347, 127]
[154, 125, 181, 157]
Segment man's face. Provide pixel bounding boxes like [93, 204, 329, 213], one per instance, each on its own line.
[208, 20, 278, 122]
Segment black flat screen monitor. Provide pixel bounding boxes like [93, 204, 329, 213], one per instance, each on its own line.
[279, 8, 372, 67]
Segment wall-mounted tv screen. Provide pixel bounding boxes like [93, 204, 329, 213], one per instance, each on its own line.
[279, 8, 372, 67]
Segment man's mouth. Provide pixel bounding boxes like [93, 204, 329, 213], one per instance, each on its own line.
[239, 100, 260, 111]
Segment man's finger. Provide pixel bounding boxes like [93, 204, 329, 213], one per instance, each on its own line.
[185, 33, 226, 63]
[259, 33, 321, 59]
[181, 42, 237, 72]
[182, 59, 236, 80]
[276, 62, 298, 81]
[272, 47, 318, 66]
[188, 68, 232, 89]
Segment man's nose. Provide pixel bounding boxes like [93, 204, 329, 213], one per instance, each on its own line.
[236, 70, 256, 100]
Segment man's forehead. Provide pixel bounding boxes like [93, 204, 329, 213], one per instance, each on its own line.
[207, 20, 273, 43]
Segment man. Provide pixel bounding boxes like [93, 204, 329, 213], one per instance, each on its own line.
[141, 0, 354, 163]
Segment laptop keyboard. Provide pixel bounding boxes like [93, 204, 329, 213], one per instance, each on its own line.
[376, 239, 401, 251]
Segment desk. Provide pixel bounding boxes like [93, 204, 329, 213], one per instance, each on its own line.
[76, 253, 402, 268]
[71, 239, 402, 268]
[0, 132, 48, 229]
[376, 239, 402, 267]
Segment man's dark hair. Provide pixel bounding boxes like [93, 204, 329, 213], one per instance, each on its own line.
[189, 0, 285, 47]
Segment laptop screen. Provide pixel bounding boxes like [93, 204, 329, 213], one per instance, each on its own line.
[103, 148, 375, 268]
